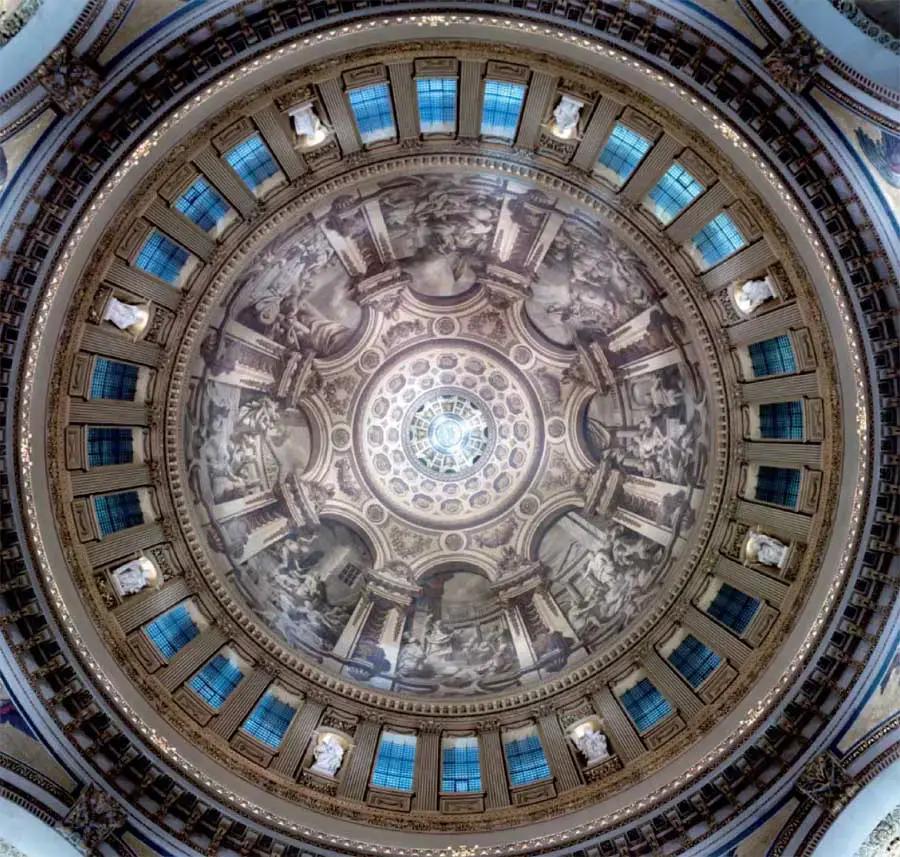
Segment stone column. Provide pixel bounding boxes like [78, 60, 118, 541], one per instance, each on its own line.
[742, 373, 820, 404]
[412, 729, 441, 810]
[159, 628, 227, 691]
[70, 464, 151, 496]
[193, 147, 257, 218]
[537, 711, 581, 791]
[666, 183, 731, 245]
[745, 442, 821, 468]
[735, 499, 811, 540]
[702, 241, 777, 291]
[69, 400, 150, 427]
[591, 686, 644, 762]
[106, 258, 182, 310]
[642, 648, 702, 720]
[144, 198, 215, 260]
[317, 77, 361, 155]
[86, 522, 165, 567]
[728, 303, 803, 346]
[253, 105, 306, 180]
[479, 728, 510, 809]
[114, 578, 190, 634]
[388, 61, 418, 139]
[505, 604, 537, 670]
[458, 60, 484, 138]
[80, 324, 162, 366]
[572, 96, 623, 171]
[515, 72, 556, 149]
[683, 605, 751, 666]
[622, 134, 681, 202]
[336, 721, 381, 800]
[715, 554, 788, 607]
[270, 699, 325, 777]
[211, 668, 271, 739]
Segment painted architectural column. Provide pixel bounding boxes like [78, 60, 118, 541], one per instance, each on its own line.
[270, 699, 325, 777]
[336, 720, 381, 800]
[532, 589, 579, 641]
[572, 96, 622, 171]
[590, 686, 644, 762]
[193, 147, 257, 218]
[412, 728, 441, 810]
[617, 346, 684, 380]
[331, 598, 374, 661]
[159, 628, 228, 691]
[714, 554, 788, 606]
[211, 668, 271, 739]
[371, 604, 406, 690]
[666, 183, 731, 245]
[683, 605, 751, 666]
[642, 648, 702, 720]
[114, 578, 190, 634]
[505, 604, 538, 670]
[479, 728, 511, 809]
[537, 711, 581, 791]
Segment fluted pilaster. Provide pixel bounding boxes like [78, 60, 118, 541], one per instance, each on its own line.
[317, 77, 361, 154]
[69, 400, 149, 427]
[388, 61, 418, 139]
[537, 712, 581, 791]
[683, 605, 751, 665]
[643, 649, 702, 720]
[591, 686, 644, 762]
[193, 147, 257, 218]
[735, 499, 811, 540]
[666, 182, 731, 245]
[715, 555, 788, 607]
[145, 198, 214, 260]
[270, 699, 324, 777]
[572, 96, 622, 171]
[253, 105, 306, 180]
[458, 60, 484, 138]
[412, 729, 441, 810]
[70, 464, 151, 496]
[85, 522, 164, 567]
[701, 240, 777, 291]
[622, 134, 680, 202]
[106, 258, 181, 310]
[742, 373, 820, 403]
[159, 628, 227, 691]
[211, 668, 271, 739]
[479, 729, 510, 808]
[80, 323, 162, 366]
[515, 72, 556, 149]
[115, 578, 190, 634]
[336, 721, 381, 800]
[745, 441, 821, 468]
[728, 303, 803, 346]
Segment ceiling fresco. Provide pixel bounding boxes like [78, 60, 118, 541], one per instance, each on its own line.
[185, 171, 710, 698]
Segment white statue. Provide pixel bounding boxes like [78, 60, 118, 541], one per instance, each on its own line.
[743, 528, 789, 569]
[111, 557, 158, 597]
[103, 297, 150, 336]
[289, 102, 328, 146]
[309, 733, 345, 778]
[574, 724, 610, 764]
[551, 95, 583, 139]
[734, 276, 776, 315]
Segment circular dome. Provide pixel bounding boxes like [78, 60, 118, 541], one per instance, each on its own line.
[407, 390, 491, 478]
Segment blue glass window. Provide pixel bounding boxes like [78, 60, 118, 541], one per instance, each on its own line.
[668, 635, 721, 687]
[692, 213, 747, 267]
[417, 78, 457, 134]
[755, 466, 801, 508]
[503, 733, 551, 786]
[480, 80, 526, 141]
[90, 358, 138, 401]
[441, 739, 481, 793]
[647, 164, 705, 223]
[759, 401, 804, 440]
[348, 84, 396, 144]
[188, 654, 243, 710]
[708, 583, 760, 635]
[135, 230, 190, 284]
[371, 733, 416, 791]
[620, 678, 672, 732]
[94, 491, 143, 536]
[175, 177, 230, 232]
[87, 427, 134, 466]
[145, 604, 200, 660]
[597, 123, 652, 182]
[225, 135, 280, 192]
[749, 335, 797, 377]
[242, 692, 296, 748]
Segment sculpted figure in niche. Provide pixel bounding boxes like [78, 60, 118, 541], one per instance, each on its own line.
[111, 557, 158, 597]
[289, 102, 328, 145]
[743, 528, 789, 569]
[309, 733, 345, 777]
[551, 95, 583, 139]
[574, 725, 610, 764]
[734, 276, 776, 315]
[103, 297, 150, 336]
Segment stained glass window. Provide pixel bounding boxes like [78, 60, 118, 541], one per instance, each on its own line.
[348, 84, 396, 144]
[135, 230, 190, 284]
[441, 737, 481, 792]
[647, 163, 705, 223]
[759, 401, 804, 439]
[93, 491, 143, 536]
[242, 692, 296, 748]
[87, 427, 134, 466]
[692, 213, 747, 267]
[225, 135, 280, 191]
[417, 78, 457, 134]
[597, 123, 652, 182]
[145, 604, 200, 660]
[755, 466, 801, 508]
[175, 176, 230, 232]
[668, 635, 721, 687]
[707, 583, 760, 635]
[620, 678, 672, 732]
[503, 732, 551, 786]
[371, 732, 416, 790]
[480, 80, 526, 141]
[90, 358, 138, 401]
[188, 654, 243, 710]
[749, 335, 797, 377]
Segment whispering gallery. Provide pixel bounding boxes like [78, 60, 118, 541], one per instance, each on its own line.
[0, 1, 899, 855]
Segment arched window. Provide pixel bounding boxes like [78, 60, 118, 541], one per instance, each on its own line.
[441, 735, 482, 793]
[707, 583, 760, 634]
[668, 635, 721, 687]
[371, 731, 416, 790]
[93, 490, 143, 535]
[759, 401, 804, 439]
[90, 358, 138, 400]
[692, 212, 747, 267]
[597, 122, 651, 183]
[225, 135, 281, 192]
[503, 727, 551, 785]
[348, 84, 396, 144]
[755, 465, 801, 507]
[480, 80, 526, 141]
[135, 230, 190, 284]
[87, 427, 134, 466]
[242, 690, 297, 748]
[646, 163, 705, 223]
[175, 176, 230, 233]
[188, 652, 244, 710]
[619, 678, 672, 732]
[416, 78, 457, 134]
[145, 603, 200, 660]
[748, 335, 797, 377]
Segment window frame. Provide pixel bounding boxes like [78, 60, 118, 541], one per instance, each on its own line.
[347, 83, 398, 146]
[480, 79, 527, 143]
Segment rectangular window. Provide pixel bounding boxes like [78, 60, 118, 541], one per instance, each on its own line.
[620, 678, 672, 732]
[503, 732, 551, 786]
[242, 692, 296, 748]
[691, 212, 747, 267]
[94, 490, 143, 536]
[87, 427, 134, 467]
[755, 465, 801, 508]
[371, 732, 416, 791]
[145, 604, 200, 660]
[668, 635, 721, 687]
[708, 583, 760, 635]
[646, 163, 705, 223]
[417, 78, 457, 134]
[480, 79, 526, 141]
[597, 123, 652, 183]
[175, 176, 230, 232]
[749, 335, 797, 377]
[225, 135, 281, 192]
[135, 230, 190, 284]
[759, 401, 804, 440]
[348, 84, 396, 144]
[441, 736, 482, 793]
[338, 563, 361, 586]
[188, 654, 243, 710]
[90, 358, 138, 401]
